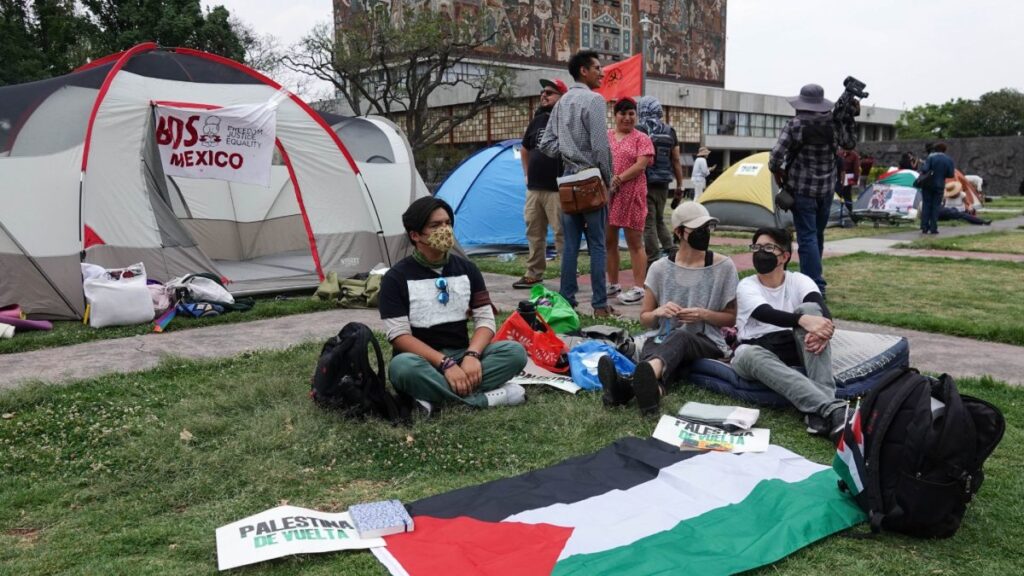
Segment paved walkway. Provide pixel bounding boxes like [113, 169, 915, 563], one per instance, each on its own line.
[2, 216, 1022, 391]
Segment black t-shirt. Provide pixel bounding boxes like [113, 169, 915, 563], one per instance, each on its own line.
[379, 255, 491, 350]
[522, 107, 562, 192]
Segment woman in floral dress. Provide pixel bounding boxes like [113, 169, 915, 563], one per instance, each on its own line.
[606, 97, 654, 305]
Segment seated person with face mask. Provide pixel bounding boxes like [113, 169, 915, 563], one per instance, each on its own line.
[731, 227, 848, 441]
[598, 201, 738, 416]
[380, 197, 528, 415]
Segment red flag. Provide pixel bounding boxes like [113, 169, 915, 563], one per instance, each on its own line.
[594, 54, 643, 102]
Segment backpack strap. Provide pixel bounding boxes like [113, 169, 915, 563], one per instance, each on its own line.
[704, 250, 715, 267]
[355, 324, 414, 425]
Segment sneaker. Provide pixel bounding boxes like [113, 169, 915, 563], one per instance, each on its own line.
[827, 406, 852, 444]
[484, 383, 527, 407]
[804, 413, 828, 436]
[607, 283, 622, 296]
[599, 355, 633, 407]
[617, 287, 645, 305]
[415, 399, 434, 418]
[545, 249, 558, 260]
[592, 305, 621, 318]
[512, 276, 543, 289]
[632, 361, 661, 417]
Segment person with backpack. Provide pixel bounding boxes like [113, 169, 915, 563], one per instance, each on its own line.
[379, 197, 528, 414]
[636, 96, 684, 263]
[731, 227, 848, 442]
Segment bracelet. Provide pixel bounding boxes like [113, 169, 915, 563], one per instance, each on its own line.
[438, 356, 458, 373]
[463, 350, 481, 360]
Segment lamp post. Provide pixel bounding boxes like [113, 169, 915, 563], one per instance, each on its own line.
[639, 16, 653, 96]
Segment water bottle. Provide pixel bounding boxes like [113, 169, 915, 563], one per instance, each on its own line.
[517, 300, 546, 332]
[497, 253, 516, 262]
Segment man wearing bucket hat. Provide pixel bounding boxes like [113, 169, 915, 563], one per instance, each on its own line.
[768, 83, 839, 298]
[691, 146, 715, 201]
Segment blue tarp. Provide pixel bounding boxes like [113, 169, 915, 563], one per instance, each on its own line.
[435, 140, 552, 253]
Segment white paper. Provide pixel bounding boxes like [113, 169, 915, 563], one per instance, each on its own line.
[508, 359, 580, 394]
[652, 415, 770, 453]
[215, 505, 384, 570]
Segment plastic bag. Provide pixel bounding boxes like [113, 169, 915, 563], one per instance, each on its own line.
[82, 262, 155, 328]
[568, 340, 636, 391]
[529, 284, 580, 334]
[494, 311, 569, 373]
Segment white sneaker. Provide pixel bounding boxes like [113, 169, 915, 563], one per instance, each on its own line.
[607, 283, 622, 296]
[617, 287, 645, 305]
[484, 383, 527, 407]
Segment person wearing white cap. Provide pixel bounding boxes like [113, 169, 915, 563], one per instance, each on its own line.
[768, 83, 839, 298]
[597, 201, 738, 416]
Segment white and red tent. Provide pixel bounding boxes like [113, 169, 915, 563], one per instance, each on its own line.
[0, 44, 420, 319]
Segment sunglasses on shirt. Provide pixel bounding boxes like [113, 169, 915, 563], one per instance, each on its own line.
[435, 277, 449, 306]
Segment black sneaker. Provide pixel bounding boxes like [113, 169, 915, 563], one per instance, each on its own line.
[827, 407, 852, 444]
[804, 412, 828, 436]
[599, 355, 633, 407]
[632, 361, 661, 417]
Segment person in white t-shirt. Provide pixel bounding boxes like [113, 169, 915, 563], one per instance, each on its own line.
[731, 227, 848, 442]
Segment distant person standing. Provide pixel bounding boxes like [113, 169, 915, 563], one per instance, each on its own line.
[636, 96, 683, 262]
[769, 83, 838, 297]
[917, 142, 956, 234]
[514, 78, 567, 290]
[837, 148, 860, 225]
[539, 50, 616, 317]
[691, 147, 715, 200]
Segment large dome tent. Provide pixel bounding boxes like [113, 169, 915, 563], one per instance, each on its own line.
[0, 43, 404, 319]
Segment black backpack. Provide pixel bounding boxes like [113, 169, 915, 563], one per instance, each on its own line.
[310, 322, 413, 425]
[838, 368, 1004, 538]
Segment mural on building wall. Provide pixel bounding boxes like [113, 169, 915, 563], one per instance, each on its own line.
[334, 0, 726, 85]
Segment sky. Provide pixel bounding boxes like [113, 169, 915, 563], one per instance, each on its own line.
[211, 0, 1024, 111]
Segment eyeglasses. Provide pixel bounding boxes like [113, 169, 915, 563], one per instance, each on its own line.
[434, 277, 449, 306]
[749, 243, 784, 254]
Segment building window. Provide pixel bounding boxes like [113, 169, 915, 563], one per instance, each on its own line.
[737, 113, 749, 136]
[718, 111, 736, 135]
[582, 24, 590, 48]
[751, 114, 766, 137]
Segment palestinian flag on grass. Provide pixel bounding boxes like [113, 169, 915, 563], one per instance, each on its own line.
[373, 437, 865, 576]
[832, 406, 866, 497]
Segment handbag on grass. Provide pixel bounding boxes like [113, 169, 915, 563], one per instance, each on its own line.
[557, 168, 607, 214]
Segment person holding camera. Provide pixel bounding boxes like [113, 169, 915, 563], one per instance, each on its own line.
[769, 84, 838, 298]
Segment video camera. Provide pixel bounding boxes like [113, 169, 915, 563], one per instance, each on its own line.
[832, 76, 868, 150]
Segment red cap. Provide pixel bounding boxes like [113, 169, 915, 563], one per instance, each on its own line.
[539, 78, 568, 95]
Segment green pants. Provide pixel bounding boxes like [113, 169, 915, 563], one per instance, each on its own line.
[388, 341, 528, 407]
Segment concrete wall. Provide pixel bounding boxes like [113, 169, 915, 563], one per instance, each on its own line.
[859, 136, 1024, 196]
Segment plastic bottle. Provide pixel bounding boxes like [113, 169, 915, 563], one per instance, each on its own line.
[517, 300, 546, 332]
[497, 253, 516, 262]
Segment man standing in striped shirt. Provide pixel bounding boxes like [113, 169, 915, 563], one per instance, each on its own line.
[539, 50, 616, 317]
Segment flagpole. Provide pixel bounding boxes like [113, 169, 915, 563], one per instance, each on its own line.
[639, 16, 653, 96]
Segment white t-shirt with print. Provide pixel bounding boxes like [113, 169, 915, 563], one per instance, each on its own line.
[735, 271, 819, 341]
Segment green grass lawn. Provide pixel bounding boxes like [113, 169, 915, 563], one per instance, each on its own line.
[1, 343, 1021, 575]
[894, 230, 1024, 255]
[0, 294, 339, 355]
[826, 254, 1024, 346]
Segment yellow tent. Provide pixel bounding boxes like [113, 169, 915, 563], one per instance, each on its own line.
[698, 152, 792, 229]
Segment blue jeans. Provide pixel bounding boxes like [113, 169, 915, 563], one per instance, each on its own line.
[920, 189, 943, 233]
[560, 206, 608, 310]
[792, 191, 834, 294]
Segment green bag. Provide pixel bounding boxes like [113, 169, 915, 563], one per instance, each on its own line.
[529, 284, 579, 334]
[312, 272, 382, 309]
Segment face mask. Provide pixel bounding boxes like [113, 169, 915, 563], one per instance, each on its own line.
[752, 251, 779, 274]
[425, 224, 455, 253]
[686, 226, 712, 251]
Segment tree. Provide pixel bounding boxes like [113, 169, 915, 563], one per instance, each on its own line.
[0, 0, 46, 84]
[897, 89, 1024, 139]
[282, 7, 514, 153]
[80, 0, 244, 61]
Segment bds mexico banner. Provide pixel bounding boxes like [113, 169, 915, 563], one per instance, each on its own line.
[155, 100, 278, 187]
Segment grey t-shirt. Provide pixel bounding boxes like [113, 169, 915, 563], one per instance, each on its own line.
[644, 255, 739, 354]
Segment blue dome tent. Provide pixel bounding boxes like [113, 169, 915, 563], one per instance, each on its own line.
[435, 140, 552, 254]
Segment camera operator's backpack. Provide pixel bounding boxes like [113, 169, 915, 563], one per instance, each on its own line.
[310, 322, 413, 424]
[836, 368, 1004, 538]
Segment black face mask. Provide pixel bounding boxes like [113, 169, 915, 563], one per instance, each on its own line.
[686, 226, 712, 251]
[752, 251, 779, 274]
